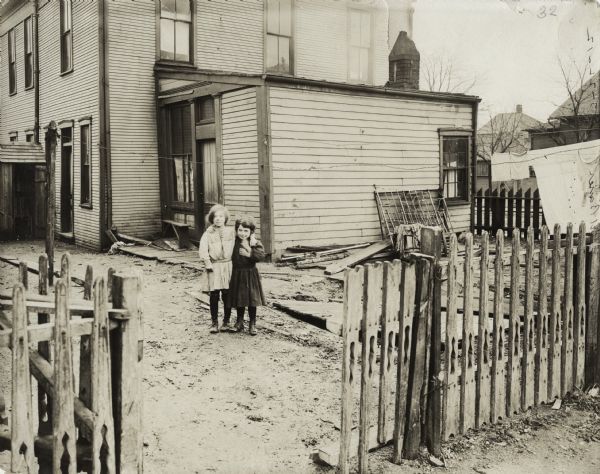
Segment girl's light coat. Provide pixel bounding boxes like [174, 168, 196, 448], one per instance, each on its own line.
[198, 225, 235, 292]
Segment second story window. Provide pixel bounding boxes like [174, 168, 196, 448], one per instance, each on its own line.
[24, 17, 33, 89]
[160, 0, 192, 62]
[266, 0, 292, 74]
[348, 9, 371, 83]
[60, 0, 73, 73]
[8, 28, 16, 95]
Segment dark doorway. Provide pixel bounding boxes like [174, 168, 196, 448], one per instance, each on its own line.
[14, 165, 36, 239]
[60, 127, 73, 233]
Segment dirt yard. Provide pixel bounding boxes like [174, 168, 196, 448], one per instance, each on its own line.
[1, 240, 599, 473]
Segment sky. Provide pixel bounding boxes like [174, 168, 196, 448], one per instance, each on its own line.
[413, 0, 600, 125]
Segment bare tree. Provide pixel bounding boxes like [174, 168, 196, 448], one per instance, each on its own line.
[421, 51, 478, 94]
[477, 111, 531, 160]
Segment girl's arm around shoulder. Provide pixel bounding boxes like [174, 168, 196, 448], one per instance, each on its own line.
[249, 239, 265, 262]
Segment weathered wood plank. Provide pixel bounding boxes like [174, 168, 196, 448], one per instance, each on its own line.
[535, 226, 549, 406]
[461, 234, 476, 432]
[91, 277, 116, 473]
[491, 230, 507, 422]
[37, 253, 52, 440]
[549, 224, 562, 400]
[339, 265, 364, 474]
[324, 240, 391, 275]
[358, 263, 382, 473]
[476, 232, 491, 428]
[507, 230, 522, 416]
[585, 243, 600, 386]
[574, 223, 586, 388]
[561, 223, 574, 396]
[79, 265, 94, 444]
[53, 279, 77, 474]
[522, 227, 536, 410]
[11, 284, 36, 473]
[378, 261, 401, 445]
[443, 234, 460, 438]
[392, 261, 416, 463]
[427, 262, 443, 456]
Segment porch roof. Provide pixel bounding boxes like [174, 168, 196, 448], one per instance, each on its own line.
[0, 143, 45, 164]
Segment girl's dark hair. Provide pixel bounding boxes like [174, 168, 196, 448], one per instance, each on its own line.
[206, 204, 230, 225]
[235, 216, 256, 233]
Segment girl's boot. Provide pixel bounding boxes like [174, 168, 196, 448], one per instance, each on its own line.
[234, 308, 245, 332]
[249, 313, 257, 336]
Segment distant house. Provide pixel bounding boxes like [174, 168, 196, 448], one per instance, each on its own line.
[0, 0, 480, 257]
[476, 105, 542, 189]
[530, 71, 600, 150]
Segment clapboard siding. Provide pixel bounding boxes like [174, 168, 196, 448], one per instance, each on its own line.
[196, 0, 264, 74]
[447, 204, 471, 233]
[294, 0, 388, 86]
[0, 12, 36, 141]
[37, 0, 101, 250]
[221, 88, 261, 235]
[107, 1, 161, 238]
[268, 86, 473, 251]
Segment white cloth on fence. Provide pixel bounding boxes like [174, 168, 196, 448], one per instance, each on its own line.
[491, 152, 530, 182]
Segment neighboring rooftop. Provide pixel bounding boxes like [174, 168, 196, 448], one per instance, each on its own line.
[550, 71, 600, 119]
[478, 104, 543, 135]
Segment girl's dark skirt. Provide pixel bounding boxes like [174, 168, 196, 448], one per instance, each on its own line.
[228, 267, 266, 307]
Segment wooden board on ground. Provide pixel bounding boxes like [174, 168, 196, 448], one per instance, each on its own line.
[324, 240, 391, 275]
[271, 299, 343, 336]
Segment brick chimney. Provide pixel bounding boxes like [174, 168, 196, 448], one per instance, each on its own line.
[516, 104, 523, 114]
[387, 31, 419, 90]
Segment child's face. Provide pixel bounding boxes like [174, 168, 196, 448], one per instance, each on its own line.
[237, 225, 252, 240]
[213, 211, 226, 227]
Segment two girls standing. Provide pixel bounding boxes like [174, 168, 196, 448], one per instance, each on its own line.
[198, 205, 266, 335]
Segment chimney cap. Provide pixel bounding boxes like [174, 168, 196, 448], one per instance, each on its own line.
[389, 31, 419, 61]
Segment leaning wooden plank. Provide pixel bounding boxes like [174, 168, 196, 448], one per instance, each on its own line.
[53, 279, 77, 474]
[573, 222, 587, 388]
[535, 226, 550, 405]
[91, 277, 116, 473]
[403, 258, 431, 459]
[427, 262, 443, 457]
[507, 230, 522, 416]
[548, 224, 562, 400]
[443, 235, 460, 439]
[324, 240, 391, 275]
[378, 261, 401, 445]
[11, 284, 36, 473]
[339, 266, 364, 474]
[78, 265, 94, 444]
[585, 244, 600, 386]
[358, 263, 383, 473]
[476, 232, 491, 428]
[0, 317, 110, 347]
[522, 227, 536, 410]
[561, 223, 575, 396]
[0, 298, 128, 319]
[0, 255, 84, 286]
[37, 254, 52, 440]
[460, 234, 477, 433]
[392, 260, 416, 464]
[491, 230, 507, 423]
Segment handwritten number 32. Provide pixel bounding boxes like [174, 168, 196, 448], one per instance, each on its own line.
[538, 5, 557, 18]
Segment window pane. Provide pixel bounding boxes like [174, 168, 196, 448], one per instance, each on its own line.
[160, 18, 175, 60]
[62, 31, 72, 71]
[359, 47, 369, 81]
[349, 11, 360, 46]
[349, 46, 359, 80]
[161, 0, 177, 18]
[25, 55, 33, 87]
[202, 140, 218, 205]
[8, 30, 15, 60]
[278, 36, 290, 72]
[198, 97, 215, 123]
[176, 0, 191, 21]
[81, 125, 90, 165]
[175, 21, 190, 62]
[360, 12, 370, 47]
[173, 157, 186, 201]
[267, 0, 280, 34]
[279, 0, 292, 37]
[25, 18, 32, 53]
[266, 34, 279, 70]
[186, 156, 194, 202]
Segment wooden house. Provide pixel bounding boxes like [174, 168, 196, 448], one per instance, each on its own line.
[0, 0, 480, 257]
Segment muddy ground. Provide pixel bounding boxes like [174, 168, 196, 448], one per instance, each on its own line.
[0, 240, 599, 473]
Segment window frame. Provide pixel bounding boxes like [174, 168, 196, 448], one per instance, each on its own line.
[25, 131, 34, 143]
[9, 131, 18, 143]
[8, 28, 17, 95]
[24, 16, 34, 90]
[264, 0, 294, 75]
[158, 0, 194, 65]
[60, 0, 73, 75]
[79, 120, 92, 208]
[347, 7, 373, 85]
[439, 129, 473, 203]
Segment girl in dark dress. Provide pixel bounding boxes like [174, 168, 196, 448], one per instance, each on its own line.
[229, 216, 266, 335]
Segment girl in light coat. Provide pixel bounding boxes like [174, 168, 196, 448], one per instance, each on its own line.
[198, 204, 235, 333]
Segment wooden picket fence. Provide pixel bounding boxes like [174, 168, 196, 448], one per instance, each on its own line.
[335, 223, 600, 472]
[474, 187, 545, 237]
[0, 253, 143, 473]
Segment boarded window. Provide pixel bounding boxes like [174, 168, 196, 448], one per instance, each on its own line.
[348, 9, 371, 83]
[443, 136, 470, 200]
[24, 17, 33, 89]
[160, 0, 192, 62]
[8, 28, 16, 94]
[266, 0, 292, 74]
[80, 124, 91, 206]
[60, 0, 73, 73]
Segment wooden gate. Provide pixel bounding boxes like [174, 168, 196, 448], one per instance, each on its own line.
[0, 253, 143, 473]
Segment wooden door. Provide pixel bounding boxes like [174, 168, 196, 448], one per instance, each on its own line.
[60, 139, 73, 232]
[34, 165, 47, 238]
[0, 163, 14, 237]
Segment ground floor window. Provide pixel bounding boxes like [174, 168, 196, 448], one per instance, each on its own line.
[441, 134, 471, 201]
[80, 122, 92, 207]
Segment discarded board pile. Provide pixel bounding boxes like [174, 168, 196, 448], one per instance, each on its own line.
[0, 253, 144, 473]
[319, 223, 600, 473]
